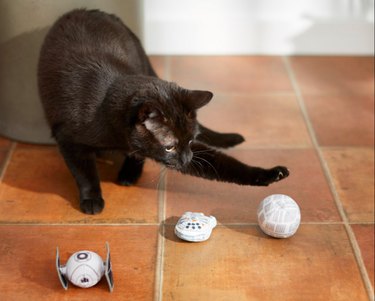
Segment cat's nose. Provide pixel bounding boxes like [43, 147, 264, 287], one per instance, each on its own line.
[180, 150, 193, 166]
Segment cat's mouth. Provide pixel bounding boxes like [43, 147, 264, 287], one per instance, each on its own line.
[163, 160, 191, 171]
[164, 162, 184, 170]
[164, 163, 176, 169]
[163, 151, 193, 170]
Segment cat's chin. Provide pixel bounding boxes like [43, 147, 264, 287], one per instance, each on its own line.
[163, 163, 179, 170]
[163, 162, 186, 171]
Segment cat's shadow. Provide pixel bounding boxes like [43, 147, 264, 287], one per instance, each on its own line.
[2, 147, 160, 213]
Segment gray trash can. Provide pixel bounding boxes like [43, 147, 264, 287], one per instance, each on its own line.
[0, 0, 143, 144]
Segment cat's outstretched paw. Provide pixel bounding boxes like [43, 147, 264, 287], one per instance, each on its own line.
[271, 166, 289, 182]
[80, 197, 105, 214]
[254, 166, 289, 186]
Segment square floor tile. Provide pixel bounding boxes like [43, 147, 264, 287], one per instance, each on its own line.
[165, 149, 340, 224]
[0, 144, 162, 223]
[290, 56, 374, 95]
[0, 225, 158, 301]
[162, 224, 368, 301]
[170, 56, 293, 94]
[323, 148, 374, 222]
[0, 136, 11, 149]
[198, 94, 312, 148]
[304, 94, 374, 146]
[351, 224, 375, 288]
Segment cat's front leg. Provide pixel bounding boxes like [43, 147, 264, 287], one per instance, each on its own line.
[57, 143, 104, 214]
[180, 142, 289, 186]
[196, 124, 245, 149]
[118, 155, 145, 186]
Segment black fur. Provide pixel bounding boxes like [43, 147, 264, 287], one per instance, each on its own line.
[38, 9, 289, 214]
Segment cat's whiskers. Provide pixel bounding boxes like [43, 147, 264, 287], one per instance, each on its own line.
[192, 154, 219, 179]
[190, 158, 203, 176]
[126, 150, 141, 157]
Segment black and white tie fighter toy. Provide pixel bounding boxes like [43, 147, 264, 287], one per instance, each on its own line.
[56, 242, 114, 292]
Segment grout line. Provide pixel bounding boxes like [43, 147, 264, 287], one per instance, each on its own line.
[0, 221, 353, 226]
[0, 142, 16, 182]
[152, 55, 172, 301]
[0, 223, 161, 226]
[343, 223, 375, 299]
[283, 56, 374, 301]
[213, 91, 297, 99]
[282, 58, 320, 148]
[349, 221, 375, 225]
[213, 90, 373, 98]
[154, 167, 167, 301]
[0, 142, 17, 204]
[321, 145, 374, 151]
[224, 221, 346, 225]
[163, 221, 345, 227]
[231, 145, 312, 150]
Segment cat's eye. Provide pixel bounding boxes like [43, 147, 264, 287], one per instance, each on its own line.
[165, 145, 176, 153]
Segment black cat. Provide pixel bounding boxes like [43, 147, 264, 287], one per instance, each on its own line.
[38, 9, 289, 214]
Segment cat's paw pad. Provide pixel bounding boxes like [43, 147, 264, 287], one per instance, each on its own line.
[253, 166, 289, 186]
[271, 166, 289, 182]
[80, 197, 105, 214]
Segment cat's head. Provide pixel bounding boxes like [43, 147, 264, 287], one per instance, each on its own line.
[130, 81, 212, 169]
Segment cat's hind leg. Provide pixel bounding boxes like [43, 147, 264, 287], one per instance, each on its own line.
[57, 142, 104, 214]
[117, 155, 145, 186]
[196, 124, 245, 148]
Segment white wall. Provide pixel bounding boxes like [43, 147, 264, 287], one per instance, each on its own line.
[144, 0, 375, 55]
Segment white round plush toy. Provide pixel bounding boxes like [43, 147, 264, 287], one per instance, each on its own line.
[65, 251, 104, 288]
[257, 194, 301, 238]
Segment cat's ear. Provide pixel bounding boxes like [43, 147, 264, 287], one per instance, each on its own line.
[138, 103, 163, 123]
[185, 90, 213, 110]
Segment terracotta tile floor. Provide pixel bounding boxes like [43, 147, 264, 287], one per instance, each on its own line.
[0, 56, 374, 301]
